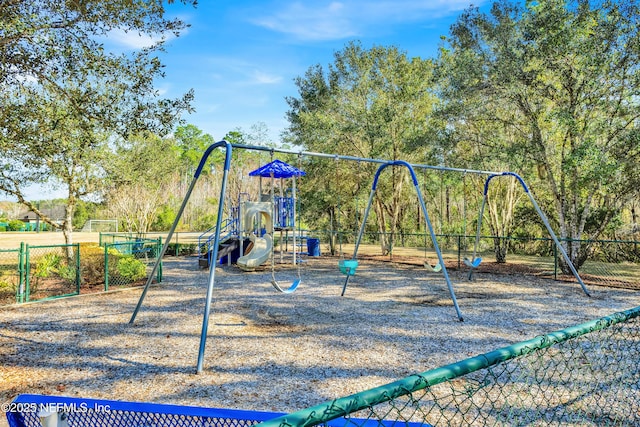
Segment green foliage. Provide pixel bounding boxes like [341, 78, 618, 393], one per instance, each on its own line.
[0, 278, 16, 304]
[73, 201, 98, 230]
[79, 244, 106, 286]
[174, 124, 216, 174]
[439, 0, 640, 268]
[7, 220, 25, 231]
[0, 0, 196, 246]
[151, 205, 176, 231]
[286, 41, 438, 254]
[34, 253, 62, 279]
[115, 256, 146, 283]
[57, 265, 77, 282]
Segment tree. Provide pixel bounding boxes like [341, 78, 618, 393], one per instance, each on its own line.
[439, 0, 640, 270]
[285, 41, 438, 255]
[106, 132, 181, 235]
[0, 0, 195, 248]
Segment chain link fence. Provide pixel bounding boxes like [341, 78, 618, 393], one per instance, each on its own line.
[0, 239, 163, 305]
[259, 305, 640, 427]
[0, 248, 22, 305]
[103, 238, 162, 290]
[24, 244, 80, 302]
[328, 231, 640, 289]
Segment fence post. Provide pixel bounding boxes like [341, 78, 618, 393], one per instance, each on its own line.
[75, 243, 81, 295]
[104, 244, 109, 292]
[18, 242, 25, 303]
[24, 244, 30, 302]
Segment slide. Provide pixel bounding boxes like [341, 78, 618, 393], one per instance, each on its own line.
[237, 233, 273, 271]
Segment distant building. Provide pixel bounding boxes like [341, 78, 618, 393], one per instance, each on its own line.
[17, 206, 66, 230]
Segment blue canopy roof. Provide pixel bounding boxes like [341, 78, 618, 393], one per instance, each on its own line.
[248, 159, 306, 178]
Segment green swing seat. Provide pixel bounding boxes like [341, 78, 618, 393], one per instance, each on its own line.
[339, 259, 358, 276]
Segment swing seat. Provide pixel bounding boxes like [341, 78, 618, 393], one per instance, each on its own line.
[271, 279, 301, 294]
[339, 259, 358, 276]
[424, 262, 442, 273]
[463, 257, 482, 268]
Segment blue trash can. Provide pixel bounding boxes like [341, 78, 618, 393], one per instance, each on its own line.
[307, 238, 321, 256]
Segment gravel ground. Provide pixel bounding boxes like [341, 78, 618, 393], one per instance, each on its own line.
[2, 255, 640, 427]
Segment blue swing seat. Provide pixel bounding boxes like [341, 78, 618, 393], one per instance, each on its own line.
[339, 259, 358, 276]
[271, 279, 301, 294]
[424, 262, 442, 272]
[463, 257, 482, 268]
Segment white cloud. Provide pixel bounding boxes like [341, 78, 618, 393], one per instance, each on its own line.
[250, 0, 483, 41]
[251, 70, 283, 85]
[106, 29, 175, 50]
[252, 2, 357, 41]
[202, 56, 283, 86]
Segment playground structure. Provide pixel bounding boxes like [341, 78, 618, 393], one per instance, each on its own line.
[130, 140, 591, 374]
[196, 158, 305, 272]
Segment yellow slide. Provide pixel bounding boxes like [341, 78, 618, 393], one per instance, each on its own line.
[237, 233, 273, 271]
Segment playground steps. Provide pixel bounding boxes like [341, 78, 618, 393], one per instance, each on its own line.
[198, 237, 251, 269]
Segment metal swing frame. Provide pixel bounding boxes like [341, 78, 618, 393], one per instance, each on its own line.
[129, 141, 590, 374]
[340, 160, 464, 321]
[468, 172, 591, 296]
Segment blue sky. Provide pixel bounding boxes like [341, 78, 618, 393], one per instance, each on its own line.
[138, 0, 490, 143]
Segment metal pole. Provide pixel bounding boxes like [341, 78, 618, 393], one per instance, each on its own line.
[527, 194, 591, 296]
[490, 172, 590, 297]
[341, 188, 376, 296]
[130, 141, 233, 324]
[196, 142, 234, 373]
[230, 143, 500, 176]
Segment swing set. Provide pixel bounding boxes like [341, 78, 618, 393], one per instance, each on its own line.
[129, 141, 591, 373]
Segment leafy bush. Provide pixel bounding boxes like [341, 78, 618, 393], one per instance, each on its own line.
[79, 243, 106, 285]
[115, 256, 146, 282]
[7, 220, 25, 231]
[167, 243, 196, 256]
[0, 278, 16, 303]
[58, 265, 77, 282]
[34, 253, 62, 278]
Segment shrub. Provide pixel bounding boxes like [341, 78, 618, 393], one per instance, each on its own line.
[79, 243, 106, 285]
[34, 253, 62, 278]
[115, 256, 146, 282]
[58, 265, 77, 282]
[0, 278, 16, 303]
[168, 243, 196, 256]
[7, 220, 25, 231]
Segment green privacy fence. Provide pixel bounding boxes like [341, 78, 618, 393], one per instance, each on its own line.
[0, 239, 163, 305]
[259, 305, 640, 427]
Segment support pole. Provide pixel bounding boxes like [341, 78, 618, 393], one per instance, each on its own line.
[130, 141, 232, 325]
